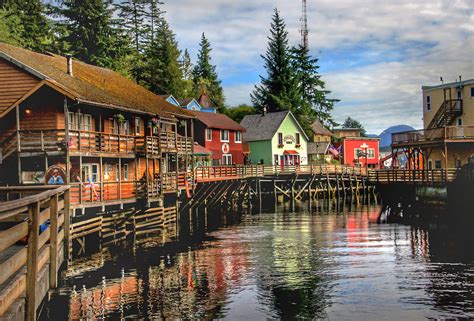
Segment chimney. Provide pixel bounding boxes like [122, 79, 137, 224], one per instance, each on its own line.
[459, 75, 462, 82]
[262, 106, 267, 116]
[66, 54, 73, 76]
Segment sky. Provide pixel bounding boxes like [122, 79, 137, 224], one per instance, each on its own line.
[163, 0, 474, 134]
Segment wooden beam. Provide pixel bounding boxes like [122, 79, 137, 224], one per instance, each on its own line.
[49, 194, 59, 288]
[26, 201, 40, 321]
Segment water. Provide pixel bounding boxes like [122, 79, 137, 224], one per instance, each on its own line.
[40, 205, 474, 320]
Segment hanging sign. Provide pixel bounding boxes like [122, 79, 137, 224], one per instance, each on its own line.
[284, 135, 295, 144]
[222, 143, 230, 154]
[45, 165, 66, 185]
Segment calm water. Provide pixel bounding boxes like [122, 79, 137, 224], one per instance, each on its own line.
[41, 205, 474, 320]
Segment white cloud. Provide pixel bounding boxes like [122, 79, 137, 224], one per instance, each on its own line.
[162, 0, 474, 133]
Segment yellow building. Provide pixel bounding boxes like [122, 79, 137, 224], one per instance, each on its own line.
[392, 78, 474, 169]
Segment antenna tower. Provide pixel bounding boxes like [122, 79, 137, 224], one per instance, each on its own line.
[301, 0, 309, 50]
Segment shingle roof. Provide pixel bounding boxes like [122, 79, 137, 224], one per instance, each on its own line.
[311, 120, 332, 136]
[193, 142, 212, 155]
[178, 98, 194, 106]
[191, 110, 246, 131]
[0, 42, 194, 119]
[307, 142, 329, 155]
[240, 111, 289, 141]
[197, 91, 217, 109]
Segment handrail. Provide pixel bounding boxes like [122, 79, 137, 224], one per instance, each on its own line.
[0, 185, 69, 212]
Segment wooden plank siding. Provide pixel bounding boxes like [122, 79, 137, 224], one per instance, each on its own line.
[0, 60, 40, 116]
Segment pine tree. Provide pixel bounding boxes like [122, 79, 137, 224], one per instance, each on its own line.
[342, 117, 366, 136]
[115, 0, 148, 53]
[56, 0, 127, 69]
[0, 7, 24, 46]
[291, 44, 338, 128]
[192, 33, 225, 112]
[1, 0, 53, 52]
[145, 18, 185, 97]
[251, 8, 301, 114]
[181, 49, 193, 80]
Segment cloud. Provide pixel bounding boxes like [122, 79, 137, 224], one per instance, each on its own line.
[162, 0, 474, 133]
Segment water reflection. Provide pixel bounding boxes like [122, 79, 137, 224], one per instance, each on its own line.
[41, 205, 474, 320]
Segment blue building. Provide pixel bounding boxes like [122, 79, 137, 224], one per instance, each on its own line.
[159, 94, 216, 113]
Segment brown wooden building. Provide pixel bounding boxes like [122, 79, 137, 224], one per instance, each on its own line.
[0, 42, 194, 212]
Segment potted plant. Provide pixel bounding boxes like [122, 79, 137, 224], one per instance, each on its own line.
[114, 113, 125, 124]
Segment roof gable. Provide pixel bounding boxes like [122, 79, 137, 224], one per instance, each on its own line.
[191, 110, 245, 131]
[276, 112, 309, 142]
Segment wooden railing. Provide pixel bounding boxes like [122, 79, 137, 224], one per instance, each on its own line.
[69, 181, 137, 205]
[160, 131, 177, 152]
[193, 165, 460, 185]
[68, 130, 137, 155]
[177, 136, 193, 153]
[368, 169, 458, 184]
[392, 125, 474, 145]
[0, 185, 70, 321]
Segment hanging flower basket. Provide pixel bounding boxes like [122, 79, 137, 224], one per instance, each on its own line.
[114, 113, 125, 123]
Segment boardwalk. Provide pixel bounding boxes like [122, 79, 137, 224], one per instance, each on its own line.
[0, 186, 69, 321]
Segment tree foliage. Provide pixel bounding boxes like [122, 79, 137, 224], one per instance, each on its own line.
[225, 105, 256, 123]
[342, 117, 366, 136]
[192, 33, 225, 112]
[251, 8, 301, 115]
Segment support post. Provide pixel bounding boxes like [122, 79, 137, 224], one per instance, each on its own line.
[26, 201, 40, 321]
[64, 189, 71, 260]
[49, 194, 59, 288]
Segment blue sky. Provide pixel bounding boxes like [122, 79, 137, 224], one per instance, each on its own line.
[163, 0, 474, 134]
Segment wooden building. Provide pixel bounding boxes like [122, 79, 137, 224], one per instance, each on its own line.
[0, 42, 194, 212]
[191, 110, 245, 165]
[391, 78, 474, 169]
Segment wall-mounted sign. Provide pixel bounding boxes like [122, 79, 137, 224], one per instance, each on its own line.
[222, 143, 230, 154]
[284, 134, 295, 144]
[46, 165, 66, 185]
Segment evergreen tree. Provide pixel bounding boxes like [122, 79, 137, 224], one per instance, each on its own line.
[145, 18, 185, 97]
[115, 0, 148, 52]
[1, 0, 53, 52]
[192, 33, 225, 112]
[342, 117, 366, 136]
[291, 44, 339, 128]
[225, 105, 256, 123]
[251, 8, 301, 114]
[56, 0, 128, 69]
[181, 49, 193, 80]
[0, 7, 24, 46]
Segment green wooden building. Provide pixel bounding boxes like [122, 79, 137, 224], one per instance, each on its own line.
[240, 111, 309, 166]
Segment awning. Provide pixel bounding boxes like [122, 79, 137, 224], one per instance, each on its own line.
[283, 150, 299, 155]
[193, 143, 212, 156]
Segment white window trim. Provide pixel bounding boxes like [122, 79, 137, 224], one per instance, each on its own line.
[115, 164, 120, 181]
[206, 128, 212, 141]
[123, 164, 129, 181]
[235, 131, 242, 143]
[135, 117, 141, 135]
[220, 129, 229, 142]
[222, 154, 232, 165]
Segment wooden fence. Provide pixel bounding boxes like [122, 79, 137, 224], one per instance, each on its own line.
[0, 185, 70, 321]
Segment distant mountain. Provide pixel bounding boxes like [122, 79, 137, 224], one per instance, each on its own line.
[379, 125, 416, 147]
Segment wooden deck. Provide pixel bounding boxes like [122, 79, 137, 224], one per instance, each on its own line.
[0, 185, 70, 321]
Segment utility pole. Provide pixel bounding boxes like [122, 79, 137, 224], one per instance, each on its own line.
[300, 0, 309, 50]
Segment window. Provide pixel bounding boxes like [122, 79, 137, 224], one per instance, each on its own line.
[206, 128, 212, 141]
[135, 117, 141, 135]
[457, 90, 462, 100]
[68, 112, 78, 130]
[471, 87, 474, 97]
[81, 114, 92, 131]
[278, 133, 283, 145]
[367, 148, 375, 159]
[120, 120, 130, 135]
[235, 131, 242, 143]
[220, 129, 229, 142]
[222, 154, 232, 165]
[428, 160, 433, 170]
[274, 154, 279, 165]
[123, 164, 129, 181]
[426, 95, 431, 111]
[81, 164, 98, 183]
[457, 118, 463, 126]
[354, 148, 363, 158]
[435, 160, 442, 169]
[295, 133, 300, 145]
[109, 118, 118, 134]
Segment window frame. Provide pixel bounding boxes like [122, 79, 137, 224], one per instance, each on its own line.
[82, 114, 92, 131]
[222, 154, 232, 165]
[123, 164, 129, 181]
[295, 133, 300, 145]
[206, 128, 213, 141]
[115, 164, 120, 181]
[470, 87, 474, 97]
[235, 131, 242, 143]
[220, 129, 229, 142]
[278, 133, 283, 145]
[426, 95, 431, 111]
[135, 117, 141, 135]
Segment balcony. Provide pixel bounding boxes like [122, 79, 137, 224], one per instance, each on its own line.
[392, 125, 474, 147]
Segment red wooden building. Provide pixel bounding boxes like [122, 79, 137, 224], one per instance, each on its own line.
[191, 111, 246, 165]
[342, 137, 380, 168]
